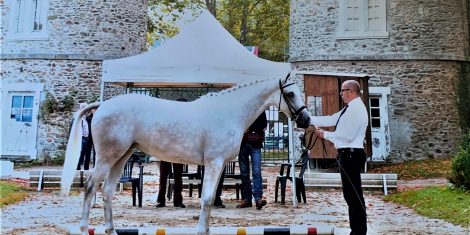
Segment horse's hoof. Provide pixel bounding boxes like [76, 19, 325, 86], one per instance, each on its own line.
[105, 228, 117, 235]
[197, 229, 210, 235]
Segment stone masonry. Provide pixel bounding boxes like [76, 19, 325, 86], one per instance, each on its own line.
[1, 0, 147, 159]
[290, 0, 470, 161]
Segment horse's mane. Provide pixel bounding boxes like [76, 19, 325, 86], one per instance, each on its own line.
[200, 77, 276, 98]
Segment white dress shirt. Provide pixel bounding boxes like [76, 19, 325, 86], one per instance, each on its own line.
[81, 117, 89, 138]
[310, 97, 368, 149]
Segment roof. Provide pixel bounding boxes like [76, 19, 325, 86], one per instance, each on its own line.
[102, 10, 290, 88]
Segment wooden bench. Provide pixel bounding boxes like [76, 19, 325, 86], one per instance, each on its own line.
[169, 177, 267, 199]
[303, 172, 398, 195]
[29, 170, 92, 191]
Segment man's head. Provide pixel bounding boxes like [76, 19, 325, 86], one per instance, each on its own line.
[340, 80, 361, 104]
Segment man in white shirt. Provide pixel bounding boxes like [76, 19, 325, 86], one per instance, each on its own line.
[310, 80, 369, 235]
[77, 104, 91, 170]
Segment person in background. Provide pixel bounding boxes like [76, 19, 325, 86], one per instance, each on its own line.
[77, 104, 91, 170]
[236, 112, 267, 210]
[85, 108, 96, 167]
[311, 80, 369, 235]
[156, 161, 185, 208]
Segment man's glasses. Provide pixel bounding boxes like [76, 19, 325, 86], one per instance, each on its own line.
[340, 89, 351, 93]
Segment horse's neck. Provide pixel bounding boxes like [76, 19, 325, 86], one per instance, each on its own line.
[208, 79, 279, 128]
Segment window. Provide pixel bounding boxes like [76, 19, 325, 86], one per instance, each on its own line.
[307, 96, 322, 116]
[338, 0, 388, 39]
[7, 0, 49, 40]
[369, 97, 381, 128]
[11, 95, 34, 122]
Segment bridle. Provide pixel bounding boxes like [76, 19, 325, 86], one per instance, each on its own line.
[278, 73, 307, 122]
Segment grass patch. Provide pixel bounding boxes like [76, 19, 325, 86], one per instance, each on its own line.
[369, 159, 451, 180]
[385, 186, 470, 227]
[0, 180, 30, 207]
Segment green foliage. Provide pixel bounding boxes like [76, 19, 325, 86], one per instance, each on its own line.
[61, 95, 75, 112]
[40, 91, 76, 122]
[40, 91, 59, 120]
[148, 0, 290, 61]
[369, 159, 452, 180]
[43, 154, 65, 166]
[385, 186, 470, 227]
[147, 0, 204, 45]
[450, 131, 470, 190]
[217, 0, 289, 61]
[0, 181, 30, 207]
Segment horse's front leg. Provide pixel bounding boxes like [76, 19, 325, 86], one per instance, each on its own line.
[197, 161, 225, 235]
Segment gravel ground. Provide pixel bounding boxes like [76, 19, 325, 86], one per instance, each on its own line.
[1, 163, 469, 235]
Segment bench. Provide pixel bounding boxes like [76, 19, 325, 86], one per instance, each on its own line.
[168, 177, 267, 199]
[29, 170, 92, 191]
[303, 172, 398, 195]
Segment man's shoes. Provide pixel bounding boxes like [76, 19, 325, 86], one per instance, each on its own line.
[236, 200, 252, 208]
[174, 203, 186, 208]
[155, 202, 166, 208]
[255, 199, 267, 210]
[214, 199, 226, 208]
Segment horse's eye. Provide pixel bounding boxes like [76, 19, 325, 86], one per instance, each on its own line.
[288, 92, 294, 98]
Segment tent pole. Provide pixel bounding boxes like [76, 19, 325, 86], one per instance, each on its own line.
[288, 118, 297, 207]
[99, 80, 105, 102]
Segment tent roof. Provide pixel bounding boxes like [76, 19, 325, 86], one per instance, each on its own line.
[102, 10, 290, 88]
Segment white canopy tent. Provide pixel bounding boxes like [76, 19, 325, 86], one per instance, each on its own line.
[101, 10, 290, 88]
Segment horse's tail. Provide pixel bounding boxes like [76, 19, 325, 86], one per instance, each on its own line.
[60, 102, 101, 196]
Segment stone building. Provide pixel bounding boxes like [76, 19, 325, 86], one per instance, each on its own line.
[290, 0, 470, 161]
[1, 0, 147, 160]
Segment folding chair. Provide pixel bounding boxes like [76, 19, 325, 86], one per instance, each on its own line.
[118, 153, 144, 207]
[274, 150, 309, 204]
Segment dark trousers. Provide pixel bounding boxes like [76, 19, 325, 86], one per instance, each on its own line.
[337, 149, 367, 235]
[238, 143, 263, 202]
[157, 161, 184, 205]
[85, 138, 96, 168]
[77, 137, 91, 170]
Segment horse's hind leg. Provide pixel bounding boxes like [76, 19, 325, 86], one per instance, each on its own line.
[102, 150, 133, 235]
[80, 162, 109, 235]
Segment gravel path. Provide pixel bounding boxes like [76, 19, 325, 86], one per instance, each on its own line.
[1, 164, 468, 235]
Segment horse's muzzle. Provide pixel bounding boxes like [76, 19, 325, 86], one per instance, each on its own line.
[295, 113, 310, 129]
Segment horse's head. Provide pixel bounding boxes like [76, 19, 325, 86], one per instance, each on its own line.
[278, 73, 310, 128]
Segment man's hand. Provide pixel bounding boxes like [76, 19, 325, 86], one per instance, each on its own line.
[314, 128, 325, 139]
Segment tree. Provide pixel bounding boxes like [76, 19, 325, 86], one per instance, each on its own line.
[147, 0, 290, 61]
[205, 0, 217, 16]
[147, 0, 204, 45]
[216, 0, 289, 61]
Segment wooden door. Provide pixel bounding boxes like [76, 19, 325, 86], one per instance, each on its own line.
[304, 75, 372, 159]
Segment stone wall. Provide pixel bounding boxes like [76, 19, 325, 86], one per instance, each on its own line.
[1, 0, 147, 59]
[1, 0, 147, 159]
[290, 0, 469, 61]
[289, 0, 469, 162]
[293, 61, 462, 161]
[1, 59, 102, 158]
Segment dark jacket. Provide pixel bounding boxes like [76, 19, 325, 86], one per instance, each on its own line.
[242, 112, 267, 148]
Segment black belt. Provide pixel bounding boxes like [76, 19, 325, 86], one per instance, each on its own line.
[337, 148, 363, 153]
